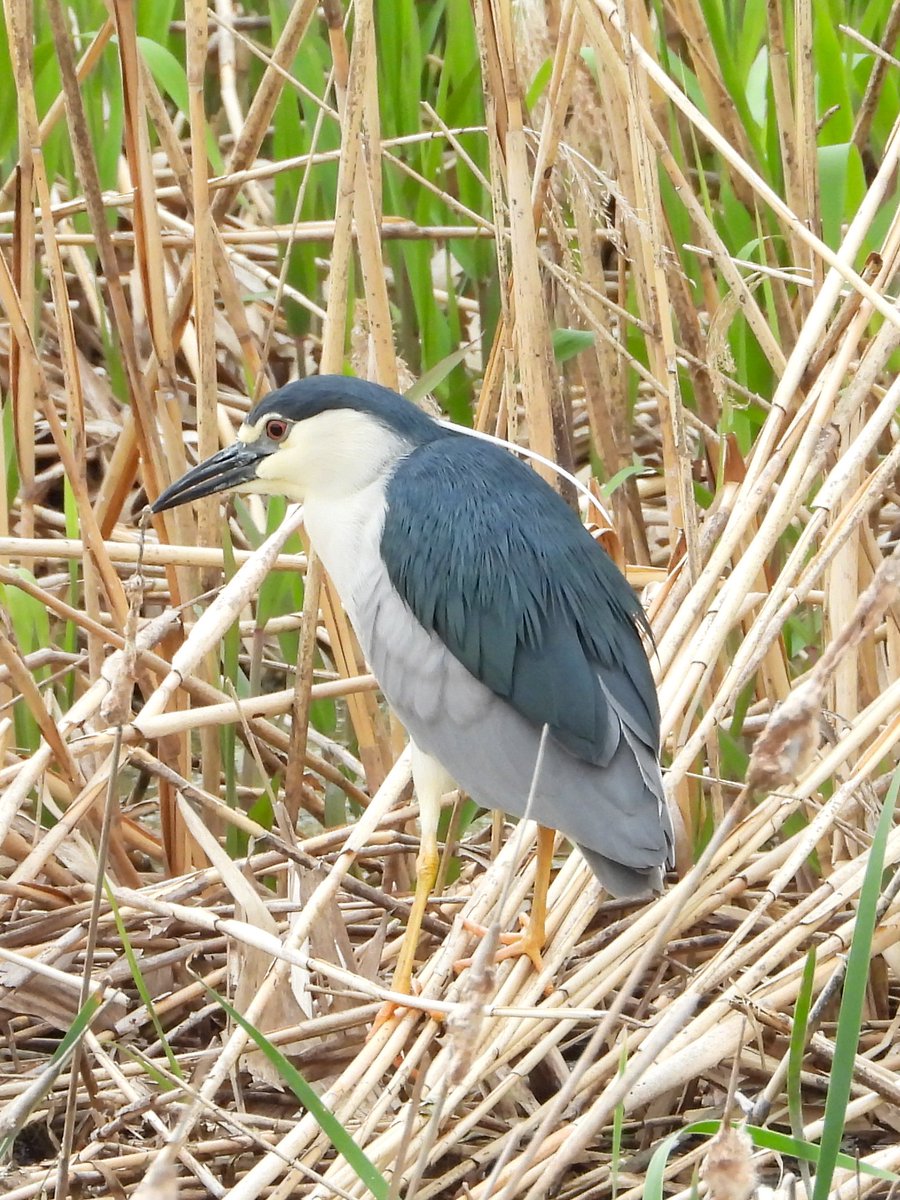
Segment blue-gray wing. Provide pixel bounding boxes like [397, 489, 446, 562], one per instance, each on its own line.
[381, 434, 660, 769]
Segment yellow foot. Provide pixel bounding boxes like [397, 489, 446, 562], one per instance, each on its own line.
[454, 915, 546, 975]
[367, 982, 444, 1039]
[368, 1000, 409, 1038]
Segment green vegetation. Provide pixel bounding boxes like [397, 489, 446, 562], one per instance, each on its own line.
[1, 0, 899, 1196]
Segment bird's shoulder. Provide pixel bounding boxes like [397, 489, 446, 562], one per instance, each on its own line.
[380, 434, 659, 761]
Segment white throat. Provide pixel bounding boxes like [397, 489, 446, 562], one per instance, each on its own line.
[237, 407, 411, 628]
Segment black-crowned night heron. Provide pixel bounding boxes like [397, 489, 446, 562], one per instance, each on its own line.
[153, 375, 673, 1000]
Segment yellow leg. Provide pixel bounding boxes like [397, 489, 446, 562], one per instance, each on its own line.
[389, 828, 440, 997]
[457, 824, 556, 974]
[522, 824, 555, 963]
[371, 747, 451, 1031]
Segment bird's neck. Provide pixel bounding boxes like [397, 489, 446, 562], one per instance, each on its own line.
[302, 482, 391, 625]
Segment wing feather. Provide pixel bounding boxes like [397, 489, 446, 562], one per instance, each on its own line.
[381, 434, 659, 767]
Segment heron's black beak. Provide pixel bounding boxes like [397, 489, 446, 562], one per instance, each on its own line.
[151, 441, 268, 513]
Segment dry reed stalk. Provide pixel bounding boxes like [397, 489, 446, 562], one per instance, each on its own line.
[0, 535, 306, 570]
[1, 0, 899, 1196]
[4, 0, 37, 548]
[305, 0, 394, 793]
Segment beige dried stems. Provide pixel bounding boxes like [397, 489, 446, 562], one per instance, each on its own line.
[0, 0, 899, 1198]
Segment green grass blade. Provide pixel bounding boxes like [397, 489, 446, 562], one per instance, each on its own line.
[694, 0, 765, 167]
[811, 768, 900, 1200]
[611, 1040, 628, 1199]
[0, 992, 104, 1160]
[601, 462, 646, 498]
[138, 38, 224, 173]
[643, 1126, 688, 1200]
[552, 328, 597, 363]
[205, 984, 390, 1200]
[106, 885, 184, 1081]
[405, 343, 476, 404]
[788, 945, 816, 1191]
[644, 1118, 900, 1199]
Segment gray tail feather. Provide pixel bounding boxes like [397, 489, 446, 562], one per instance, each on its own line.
[578, 846, 665, 900]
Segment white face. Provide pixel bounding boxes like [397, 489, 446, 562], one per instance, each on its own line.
[234, 407, 411, 503]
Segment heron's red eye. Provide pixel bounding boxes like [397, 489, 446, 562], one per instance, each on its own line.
[265, 418, 289, 441]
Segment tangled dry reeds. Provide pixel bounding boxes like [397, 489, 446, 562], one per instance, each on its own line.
[1, 0, 899, 1197]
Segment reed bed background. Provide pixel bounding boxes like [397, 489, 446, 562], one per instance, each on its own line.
[1, 0, 899, 1196]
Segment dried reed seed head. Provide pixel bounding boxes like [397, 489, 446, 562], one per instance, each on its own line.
[349, 300, 421, 400]
[513, 0, 612, 221]
[746, 679, 822, 793]
[700, 1124, 757, 1200]
[100, 636, 139, 725]
[445, 1001, 484, 1089]
[444, 928, 498, 1087]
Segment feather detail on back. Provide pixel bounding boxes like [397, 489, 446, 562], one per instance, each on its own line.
[381, 435, 660, 765]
